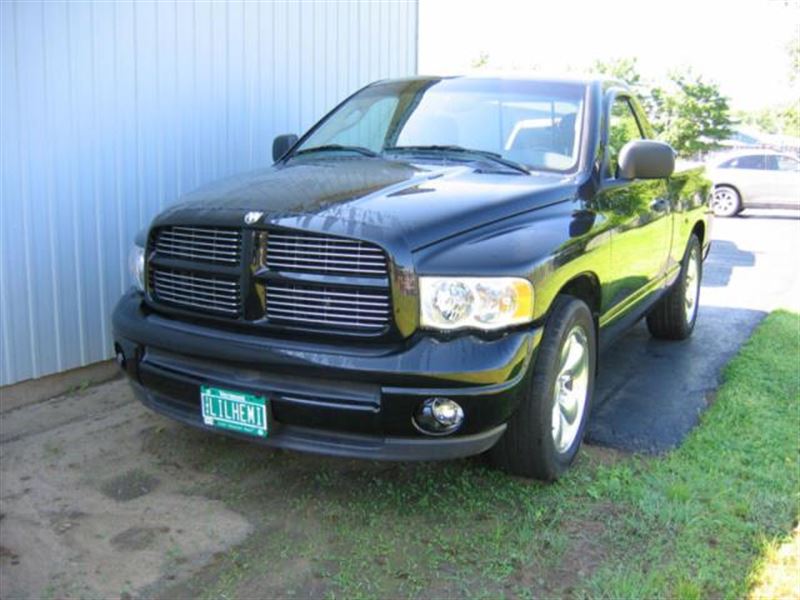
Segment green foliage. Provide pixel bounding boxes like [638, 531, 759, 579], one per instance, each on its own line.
[788, 35, 800, 84]
[471, 51, 490, 69]
[593, 59, 735, 157]
[592, 57, 642, 88]
[650, 71, 735, 156]
[737, 103, 800, 137]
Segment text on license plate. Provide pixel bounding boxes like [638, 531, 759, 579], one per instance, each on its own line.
[200, 385, 268, 438]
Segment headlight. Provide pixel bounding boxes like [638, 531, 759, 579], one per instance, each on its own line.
[129, 245, 145, 292]
[420, 277, 533, 331]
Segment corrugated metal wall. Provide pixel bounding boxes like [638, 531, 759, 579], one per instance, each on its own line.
[0, 0, 418, 386]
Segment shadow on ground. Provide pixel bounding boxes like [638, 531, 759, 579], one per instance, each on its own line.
[586, 305, 766, 453]
[702, 240, 755, 288]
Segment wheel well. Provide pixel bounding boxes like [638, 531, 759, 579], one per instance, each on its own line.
[558, 274, 601, 320]
[714, 182, 741, 199]
[691, 221, 705, 247]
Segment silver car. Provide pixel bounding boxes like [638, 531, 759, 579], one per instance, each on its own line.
[706, 150, 800, 217]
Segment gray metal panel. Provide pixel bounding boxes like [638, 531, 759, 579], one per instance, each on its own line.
[0, 0, 418, 386]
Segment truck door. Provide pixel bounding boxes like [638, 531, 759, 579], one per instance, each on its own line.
[594, 94, 672, 317]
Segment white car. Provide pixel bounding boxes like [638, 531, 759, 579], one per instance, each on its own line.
[706, 150, 800, 217]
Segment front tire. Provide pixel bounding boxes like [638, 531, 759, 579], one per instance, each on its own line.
[646, 234, 702, 340]
[710, 185, 741, 217]
[490, 296, 596, 481]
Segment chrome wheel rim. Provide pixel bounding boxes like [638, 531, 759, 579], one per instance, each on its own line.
[551, 325, 590, 454]
[684, 247, 700, 324]
[711, 189, 736, 216]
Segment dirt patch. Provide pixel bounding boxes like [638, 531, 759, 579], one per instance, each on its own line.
[101, 470, 160, 501]
[508, 501, 631, 597]
[110, 526, 168, 552]
[0, 380, 252, 600]
[583, 444, 626, 468]
[0, 545, 21, 565]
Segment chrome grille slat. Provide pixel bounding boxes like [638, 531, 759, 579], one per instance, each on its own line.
[265, 313, 387, 329]
[158, 231, 241, 243]
[267, 307, 388, 322]
[152, 270, 238, 287]
[266, 262, 387, 275]
[150, 268, 240, 316]
[266, 230, 388, 277]
[266, 300, 388, 315]
[268, 233, 376, 243]
[267, 247, 384, 260]
[266, 294, 388, 308]
[265, 286, 388, 300]
[153, 283, 240, 304]
[156, 239, 240, 252]
[154, 226, 241, 265]
[153, 291, 239, 310]
[269, 240, 384, 252]
[170, 226, 240, 237]
[266, 283, 390, 332]
[154, 248, 239, 262]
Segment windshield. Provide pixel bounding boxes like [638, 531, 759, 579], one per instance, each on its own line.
[292, 78, 587, 173]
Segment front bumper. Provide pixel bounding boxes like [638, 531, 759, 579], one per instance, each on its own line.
[112, 291, 542, 461]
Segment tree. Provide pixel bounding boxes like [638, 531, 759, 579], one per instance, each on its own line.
[788, 35, 800, 84]
[471, 51, 490, 69]
[649, 71, 734, 157]
[591, 57, 642, 87]
[591, 60, 734, 156]
[735, 104, 799, 137]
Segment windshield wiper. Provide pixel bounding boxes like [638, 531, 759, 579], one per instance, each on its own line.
[291, 144, 379, 159]
[384, 145, 530, 174]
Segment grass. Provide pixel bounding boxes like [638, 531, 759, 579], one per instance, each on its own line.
[161, 310, 799, 599]
[750, 525, 799, 599]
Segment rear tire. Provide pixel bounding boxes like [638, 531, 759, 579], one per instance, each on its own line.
[490, 296, 596, 481]
[646, 235, 702, 340]
[710, 186, 741, 217]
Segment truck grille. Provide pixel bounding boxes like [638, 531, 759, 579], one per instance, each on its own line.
[154, 226, 241, 264]
[266, 282, 391, 332]
[149, 268, 241, 316]
[266, 231, 387, 277]
[147, 225, 393, 334]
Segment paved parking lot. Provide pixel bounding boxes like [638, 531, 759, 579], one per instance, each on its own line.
[1, 211, 798, 599]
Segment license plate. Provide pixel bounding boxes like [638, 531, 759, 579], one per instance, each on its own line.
[200, 385, 269, 438]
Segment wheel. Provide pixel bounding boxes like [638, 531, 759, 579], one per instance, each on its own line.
[710, 185, 741, 217]
[490, 296, 596, 481]
[646, 234, 702, 340]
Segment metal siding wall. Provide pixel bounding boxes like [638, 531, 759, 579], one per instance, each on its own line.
[0, 0, 418, 386]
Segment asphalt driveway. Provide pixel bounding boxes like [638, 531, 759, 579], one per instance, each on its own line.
[1, 210, 798, 599]
[588, 210, 800, 451]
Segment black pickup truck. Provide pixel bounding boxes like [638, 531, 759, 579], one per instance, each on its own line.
[113, 76, 711, 480]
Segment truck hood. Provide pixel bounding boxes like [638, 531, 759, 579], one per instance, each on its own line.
[156, 157, 580, 251]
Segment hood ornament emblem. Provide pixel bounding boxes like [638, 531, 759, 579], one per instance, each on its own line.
[244, 211, 264, 225]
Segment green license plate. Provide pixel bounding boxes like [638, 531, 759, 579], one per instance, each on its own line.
[200, 386, 269, 438]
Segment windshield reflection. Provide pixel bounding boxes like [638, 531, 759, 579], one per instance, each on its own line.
[292, 78, 586, 174]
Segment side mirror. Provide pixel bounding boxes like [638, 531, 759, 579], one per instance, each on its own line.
[272, 134, 298, 162]
[618, 140, 675, 179]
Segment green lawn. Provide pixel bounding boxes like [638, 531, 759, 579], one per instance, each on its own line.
[163, 311, 800, 599]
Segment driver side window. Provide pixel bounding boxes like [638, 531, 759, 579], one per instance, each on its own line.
[605, 97, 644, 179]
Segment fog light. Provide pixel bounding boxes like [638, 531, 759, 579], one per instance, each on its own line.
[413, 398, 464, 435]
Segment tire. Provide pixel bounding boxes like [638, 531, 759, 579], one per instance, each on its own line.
[646, 235, 702, 340]
[489, 296, 596, 481]
[710, 185, 741, 217]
